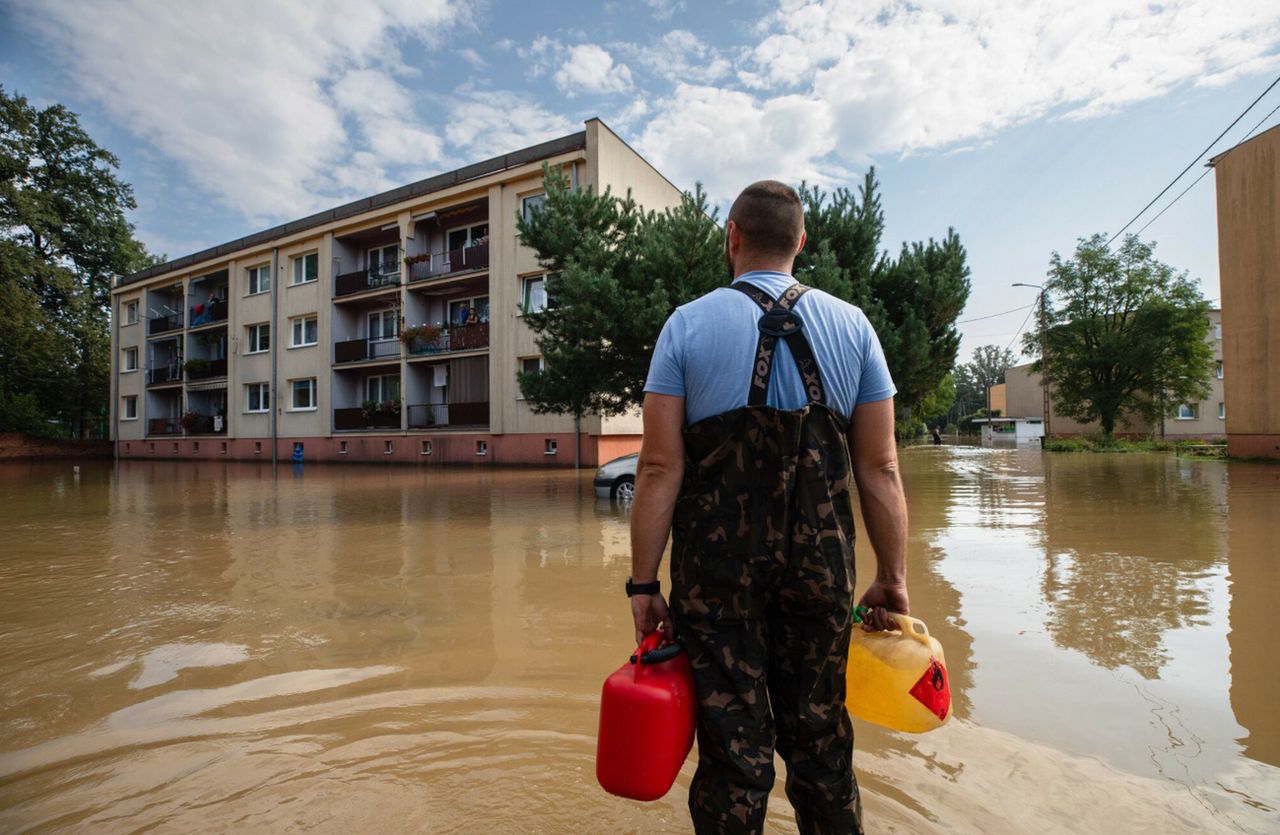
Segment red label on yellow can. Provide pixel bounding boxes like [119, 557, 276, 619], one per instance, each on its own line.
[909, 658, 950, 721]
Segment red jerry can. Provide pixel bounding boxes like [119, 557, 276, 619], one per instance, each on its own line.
[596, 632, 697, 801]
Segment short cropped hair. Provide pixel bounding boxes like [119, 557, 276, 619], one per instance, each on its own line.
[727, 180, 804, 258]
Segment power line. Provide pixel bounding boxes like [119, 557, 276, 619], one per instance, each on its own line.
[1133, 99, 1280, 238]
[1107, 72, 1280, 248]
[1004, 303, 1038, 354]
[957, 303, 1034, 324]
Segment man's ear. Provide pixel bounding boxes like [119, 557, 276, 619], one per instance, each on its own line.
[796, 230, 807, 255]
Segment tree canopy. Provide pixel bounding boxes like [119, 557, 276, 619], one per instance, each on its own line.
[1024, 233, 1213, 436]
[954, 344, 1017, 416]
[0, 86, 161, 436]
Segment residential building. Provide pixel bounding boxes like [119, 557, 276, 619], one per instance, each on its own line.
[1210, 125, 1280, 459]
[110, 120, 683, 465]
[1001, 309, 1226, 440]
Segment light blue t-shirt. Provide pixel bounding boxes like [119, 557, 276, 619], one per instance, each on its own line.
[645, 271, 896, 425]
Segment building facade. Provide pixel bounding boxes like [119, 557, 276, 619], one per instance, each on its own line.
[1002, 309, 1226, 440]
[110, 120, 683, 465]
[1211, 125, 1280, 459]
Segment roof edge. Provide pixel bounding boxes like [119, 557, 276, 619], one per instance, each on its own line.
[118, 129, 588, 288]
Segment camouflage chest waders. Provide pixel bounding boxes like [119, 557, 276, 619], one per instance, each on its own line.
[671, 282, 863, 835]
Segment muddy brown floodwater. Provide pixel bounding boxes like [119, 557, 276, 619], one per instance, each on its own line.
[0, 448, 1277, 833]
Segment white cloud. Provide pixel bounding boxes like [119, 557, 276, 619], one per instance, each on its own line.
[444, 90, 577, 160]
[636, 83, 844, 199]
[14, 0, 468, 223]
[554, 44, 635, 96]
[626, 29, 732, 84]
[641, 0, 686, 21]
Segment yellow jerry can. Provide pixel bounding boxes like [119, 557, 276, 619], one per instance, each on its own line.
[846, 611, 951, 733]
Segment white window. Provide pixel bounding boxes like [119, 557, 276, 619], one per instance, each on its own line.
[522, 193, 546, 220]
[367, 244, 399, 277]
[246, 323, 270, 353]
[122, 347, 138, 372]
[366, 374, 401, 403]
[447, 223, 489, 252]
[1176, 403, 1197, 420]
[290, 378, 317, 410]
[1215, 360, 1224, 380]
[521, 276, 547, 314]
[247, 264, 271, 295]
[292, 252, 319, 285]
[246, 383, 270, 413]
[122, 395, 138, 420]
[291, 315, 318, 347]
[368, 310, 398, 341]
[1218, 402, 1225, 420]
[1214, 323, 1223, 340]
[124, 300, 139, 325]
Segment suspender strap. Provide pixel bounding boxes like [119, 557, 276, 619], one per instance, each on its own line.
[731, 282, 828, 407]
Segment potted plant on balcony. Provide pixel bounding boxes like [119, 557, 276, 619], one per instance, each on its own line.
[179, 410, 200, 432]
[361, 398, 401, 427]
[400, 324, 442, 354]
[183, 358, 209, 377]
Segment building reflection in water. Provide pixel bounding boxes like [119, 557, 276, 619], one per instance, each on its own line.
[1039, 454, 1225, 679]
[1225, 463, 1280, 768]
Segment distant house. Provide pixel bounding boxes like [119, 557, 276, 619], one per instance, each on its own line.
[1210, 124, 1280, 459]
[1001, 309, 1225, 440]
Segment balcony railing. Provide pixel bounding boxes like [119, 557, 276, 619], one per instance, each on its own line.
[147, 366, 184, 386]
[407, 401, 489, 428]
[189, 298, 228, 327]
[334, 337, 402, 364]
[335, 267, 400, 298]
[334, 407, 401, 431]
[148, 418, 181, 435]
[406, 323, 489, 356]
[185, 358, 227, 380]
[149, 314, 183, 335]
[185, 414, 228, 435]
[407, 242, 490, 282]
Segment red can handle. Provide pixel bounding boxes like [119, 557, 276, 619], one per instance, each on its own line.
[631, 631, 682, 666]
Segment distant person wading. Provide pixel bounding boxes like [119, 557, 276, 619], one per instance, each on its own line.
[627, 181, 911, 834]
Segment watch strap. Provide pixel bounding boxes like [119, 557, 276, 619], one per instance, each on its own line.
[626, 577, 661, 597]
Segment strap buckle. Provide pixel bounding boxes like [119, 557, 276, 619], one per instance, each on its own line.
[757, 308, 804, 338]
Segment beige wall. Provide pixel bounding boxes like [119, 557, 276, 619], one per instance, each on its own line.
[115, 291, 147, 441]
[1004, 313, 1225, 438]
[1213, 125, 1280, 456]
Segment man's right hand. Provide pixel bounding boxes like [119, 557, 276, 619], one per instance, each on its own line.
[857, 580, 909, 632]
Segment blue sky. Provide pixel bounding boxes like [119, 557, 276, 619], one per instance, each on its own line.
[3, 0, 1279, 361]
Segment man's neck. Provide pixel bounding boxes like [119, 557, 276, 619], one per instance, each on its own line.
[732, 259, 794, 278]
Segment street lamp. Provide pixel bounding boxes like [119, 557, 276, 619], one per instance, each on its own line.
[1012, 283, 1051, 439]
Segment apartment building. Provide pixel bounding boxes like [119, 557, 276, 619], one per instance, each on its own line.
[110, 120, 683, 465]
[1002, 309, 1227, 439]
[1211, 124, 1280, 459]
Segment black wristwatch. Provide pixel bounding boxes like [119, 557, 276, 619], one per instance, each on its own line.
[626, 576, 661, 597]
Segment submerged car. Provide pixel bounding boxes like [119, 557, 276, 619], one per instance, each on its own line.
[594, 453, 638, 501]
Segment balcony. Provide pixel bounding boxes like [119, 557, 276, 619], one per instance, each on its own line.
[184, 358, 227, 381]
[188, 298, 228, 328]
[407, 243, 489, 283]
[406, 323, 489, 356]
[335, 267, 401, 298]
[407, 401, 489, 429]
[334, 338, 402, 365]
[147, 366, 184, 386]
[334, 407, 401, 431]
[148, 418, 181, 435]
[149, 314, 183, 335]
[183, 413, 228, 435]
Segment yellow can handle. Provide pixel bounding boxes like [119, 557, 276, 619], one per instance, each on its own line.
[887, 613, 934, 649]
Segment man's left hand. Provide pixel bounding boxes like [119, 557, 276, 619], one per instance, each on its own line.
[631, 593, 675, 646]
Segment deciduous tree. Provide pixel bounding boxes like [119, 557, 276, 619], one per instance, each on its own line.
[1024, 234, 1213, 436]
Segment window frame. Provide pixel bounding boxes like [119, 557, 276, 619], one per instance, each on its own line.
[448, 295, 490, 327]
[247, 264, 272, 295]
[367, 244, 399, 277]
[289, 378, 317, 411]
[516, 356, 544, 401]
[520, 275, 547, 315]
[246, 323, 270, 354]
[246, 382, 270, 414]
[366, 373, 401, 403]
[291, 252, 319, 285]
[1175, 403, 1197, 420]
[1214, 323, 1223, 340]
[1215, 360, 1224, 380]
[1218, 401, 1225, 420]
[123, 300, 139, 326]
[121, 395, 138, 420]
[446, 223, 489, 252]
[122, 346, 139, 372]
[367, 309, 399, 342]
[521, 193, 547, 220]
[290, 314, 318, 348]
